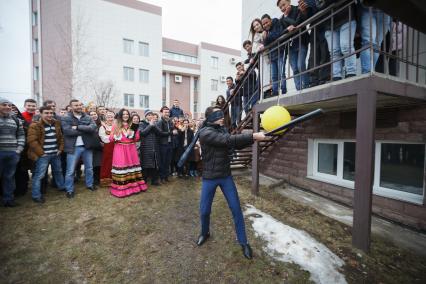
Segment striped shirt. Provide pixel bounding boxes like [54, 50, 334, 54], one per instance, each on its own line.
[0, 114, 25, 153]
[43, 123, 58, 154]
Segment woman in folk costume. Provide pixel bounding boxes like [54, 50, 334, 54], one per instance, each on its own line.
[99, 110, 115, 186]
[109, 108, 147, 197]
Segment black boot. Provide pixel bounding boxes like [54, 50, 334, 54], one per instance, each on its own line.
[196, 232, 210, 246]
[241, 244, 253, 259]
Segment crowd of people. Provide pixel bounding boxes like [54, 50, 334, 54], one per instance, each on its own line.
[0, 95, 268, 259]
[0, 97, 206, 206]
[223, 0, 399, 128]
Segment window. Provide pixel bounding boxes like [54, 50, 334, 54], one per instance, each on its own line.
[211, 56, 218, 69]
[139, 95, 149, 108]
[308, 139, 425, 204]
[123, 94, 134, 107]
[139, 42, 149, 57]
[32, 12, 38, 26]
[317, 143, 338, 175]
[194, 78, 199, 92]
[193, 101, 198, 113]
[33, 66, 39, 81]
[211, 79, 218, 91]
[162, 51, 197, 64]
[123, 67, 134, 81]
[32, 39, 38, 53]
[162, 94, 166, 107]
[123, 39, 134, 54]
[162, 74, 166, 88]
[376, 143, 425, 197]
[139, 69, 149, 83]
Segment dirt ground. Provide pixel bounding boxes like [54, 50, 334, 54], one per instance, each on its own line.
[0, 176, 425, 284]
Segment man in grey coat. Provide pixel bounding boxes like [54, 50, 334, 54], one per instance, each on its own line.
[61, 99, 97, 198]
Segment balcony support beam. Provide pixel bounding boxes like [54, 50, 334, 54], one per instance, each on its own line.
[352, 89, 377, 252]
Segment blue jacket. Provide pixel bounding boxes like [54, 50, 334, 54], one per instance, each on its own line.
[170, 106, 184, 118]
[61, 112, 98, 153]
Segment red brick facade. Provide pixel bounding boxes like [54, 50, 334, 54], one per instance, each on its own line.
[260, 106, 426, 230]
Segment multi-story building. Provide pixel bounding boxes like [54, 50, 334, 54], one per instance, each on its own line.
[30, 0, 241, 117]
[162, 38, 241, 118]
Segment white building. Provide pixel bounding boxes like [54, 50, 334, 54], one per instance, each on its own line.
[31, 0, 241, 116]
[162, 38, 241, 118]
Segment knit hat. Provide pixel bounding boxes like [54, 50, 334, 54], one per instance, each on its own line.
[144, 109, 154, 117]
[0, 97, 12, 105]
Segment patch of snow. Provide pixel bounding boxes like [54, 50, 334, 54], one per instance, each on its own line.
[244, 204, 347, 284]
[301, 196, 313, 202]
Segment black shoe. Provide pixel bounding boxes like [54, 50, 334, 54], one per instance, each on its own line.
[164, 178, 170, 182]
[346, 74, 356, 78]
[196, 232, 210, 246]
[332, 77, 342, 81]
[3, 200, 19, 207]
[32, 197, 45, 204]
[241, 244, 253, 259]
[87, 186, 97, 191]
[66, 192, 75, 199]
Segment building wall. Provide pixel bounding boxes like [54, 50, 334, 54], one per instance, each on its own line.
[259, 106, 426, 230]
[69, 0, 162, 110]
[198, 44, 241, 113]
[40, 0, 72, 109]
[168, 74, 191, 113]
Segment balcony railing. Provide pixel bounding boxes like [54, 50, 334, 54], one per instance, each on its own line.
[224, 0, 426, 132]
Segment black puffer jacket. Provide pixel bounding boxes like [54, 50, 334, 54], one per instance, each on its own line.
[139, 121, 162, 169]
[156, 118, 173, 145]
[199, 124, 253, 179]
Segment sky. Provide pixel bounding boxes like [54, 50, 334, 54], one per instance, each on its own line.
[141, 0, 242, 50]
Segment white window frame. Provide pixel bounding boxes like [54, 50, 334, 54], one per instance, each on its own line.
[32, 12, 38, 26]
[33, 66, 39, 81]
[123, 66, 134, 81]
[139, 95, 149, 108]
[139, 42, 149, 57]
[211, 79, 218, 91]
[123, 93, 134, 107]
[139, 69, 149, 83]
[211, 56, 218, 69]
[373, 141, 425, 204]
[307, 139, 425, 204]
[123, 38, 134, 54]
[33, 39, 38, 53]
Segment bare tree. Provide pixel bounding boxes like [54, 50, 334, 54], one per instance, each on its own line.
[92, 80, 117, 108]
[44, 9, 101, 105]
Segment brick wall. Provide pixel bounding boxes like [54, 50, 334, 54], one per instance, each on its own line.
[259, 106, 426, 230]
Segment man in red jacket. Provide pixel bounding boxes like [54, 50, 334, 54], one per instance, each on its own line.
[21, 99, 37, 124]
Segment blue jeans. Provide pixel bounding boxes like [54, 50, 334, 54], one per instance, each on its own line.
[231, 104, 241, 128]
[270, 53, 287, 95]
[0, 151, 20, 202]
[200, 176, 248, 245]
[32, 154, 65, 199]
[65, 146, 93, 193]
[289, 44, 309, 90]
[325, 20, 357, 79]
[159, 143, 173, 179]
[360, 8, 391, 73]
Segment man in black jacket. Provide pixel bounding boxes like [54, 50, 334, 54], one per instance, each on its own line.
[156, 106, 174, 183]
[196, 106, 266, 259]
